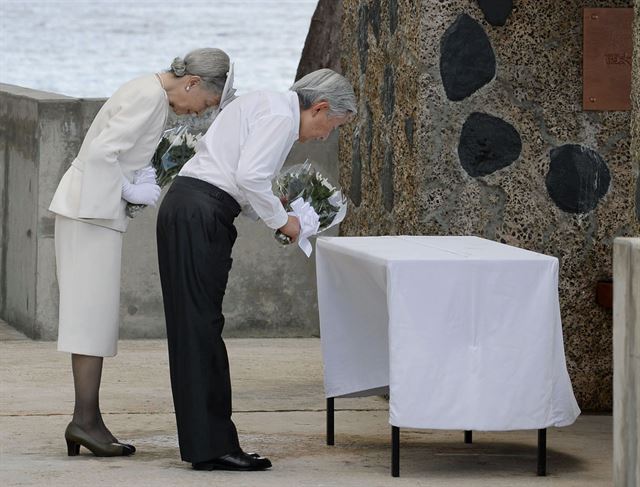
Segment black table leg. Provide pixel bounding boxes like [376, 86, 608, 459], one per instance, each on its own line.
[326, 397, 334, 446]
[537, 428, 546, 476]
[464, 430, 472, 444]
[392, 426, 400, 477]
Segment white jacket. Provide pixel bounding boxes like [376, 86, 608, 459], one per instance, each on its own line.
[49, 74, 168, 232]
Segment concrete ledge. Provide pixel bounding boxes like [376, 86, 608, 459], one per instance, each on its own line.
[1, 84, 338, 339]
[0, 85, 104, 339]
[0, 83, 76, 101]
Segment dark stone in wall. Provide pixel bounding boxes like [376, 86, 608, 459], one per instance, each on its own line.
[404, 117, 414, 148]
[369, 0, 381, 42]
[440, 14, 496, 101]
[351, 128, 362, 206]
[389, 0, 398, 35]
[382, 65, 395, 121]
[546, 144, 611, 214]
[458, 112, 521, 177]
[382, 145, 394, 211]
[476, 0, 513, 27]
[358, 3, 369, 74]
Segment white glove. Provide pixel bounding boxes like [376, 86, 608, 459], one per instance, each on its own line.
[121, 177, 161, 206]
[133, 166, 157, 185]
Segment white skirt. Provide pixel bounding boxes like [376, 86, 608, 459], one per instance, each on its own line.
[55, 215, 123, 357]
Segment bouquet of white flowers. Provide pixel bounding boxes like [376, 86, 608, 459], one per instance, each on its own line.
[274, 160, 347, 256]
[125, 125, 202, 218]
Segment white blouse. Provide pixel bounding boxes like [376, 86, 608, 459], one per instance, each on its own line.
[179, 90, 300, 230]
[49, 74, 168, 232]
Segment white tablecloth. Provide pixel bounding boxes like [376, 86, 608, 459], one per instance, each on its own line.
[316, 236, 580, 431]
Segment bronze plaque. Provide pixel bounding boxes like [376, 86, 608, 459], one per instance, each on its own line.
[583, 8, 634, 111]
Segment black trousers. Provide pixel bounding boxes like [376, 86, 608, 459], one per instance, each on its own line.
[156, 176, 242, 464]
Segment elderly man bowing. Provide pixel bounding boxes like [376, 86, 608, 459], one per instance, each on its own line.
[156, 69, 357, 472]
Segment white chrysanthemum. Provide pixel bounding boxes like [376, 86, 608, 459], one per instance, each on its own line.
[322, 178, 335, 191]
[184, 133, 199, 147]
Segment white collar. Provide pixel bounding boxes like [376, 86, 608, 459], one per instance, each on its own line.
[288, 91, 301, 141]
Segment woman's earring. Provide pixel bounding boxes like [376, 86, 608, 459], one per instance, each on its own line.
[186, 86, 190, 92]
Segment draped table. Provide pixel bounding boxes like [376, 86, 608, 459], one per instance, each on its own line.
[316, 236, 580, 477]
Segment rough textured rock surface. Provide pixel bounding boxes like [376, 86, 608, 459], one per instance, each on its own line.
[340, 0, 421, 233]
[339, 0, 638, 411]
[633, 2, 640, 222]
[295, 0, 343, 81]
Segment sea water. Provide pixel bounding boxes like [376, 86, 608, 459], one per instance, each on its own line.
[0, 0, 318, 98]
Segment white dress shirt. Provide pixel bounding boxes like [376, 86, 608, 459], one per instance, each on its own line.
[49, 74, 168, 232]
[179, 90, 300, 230]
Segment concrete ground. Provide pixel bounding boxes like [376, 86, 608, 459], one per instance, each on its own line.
[0, 320, 612, 486]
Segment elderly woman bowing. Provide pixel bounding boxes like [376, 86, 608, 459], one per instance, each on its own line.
[49, 48, 234, 458]
[156, 68, 357, 472]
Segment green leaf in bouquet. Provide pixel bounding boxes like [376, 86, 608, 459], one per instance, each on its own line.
[158, 166, 182, 187]
[168, 140, 194, 166]
[152, 138, 172, 173]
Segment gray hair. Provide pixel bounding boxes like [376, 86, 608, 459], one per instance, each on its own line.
[290, 68, 357, 117]
[170, 48, 229, 94]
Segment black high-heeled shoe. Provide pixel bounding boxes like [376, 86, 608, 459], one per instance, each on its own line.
[117, 442, 136, 454]
[65, 422, 134, 457]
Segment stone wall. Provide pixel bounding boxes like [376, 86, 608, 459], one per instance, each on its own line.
[634, 1, 640, 221]
[1, 83, 338, 340]
[339, 0, 639, 411]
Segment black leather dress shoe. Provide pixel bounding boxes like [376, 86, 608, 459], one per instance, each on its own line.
[193, 451, 272, 471]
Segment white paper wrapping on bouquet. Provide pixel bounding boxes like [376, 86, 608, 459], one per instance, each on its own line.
[325, 191, 347, 231]
[288, 197, 320, 257]
[287, 193, 347, 257]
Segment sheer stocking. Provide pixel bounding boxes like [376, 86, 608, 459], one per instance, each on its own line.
[70, 354, 117, 444]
